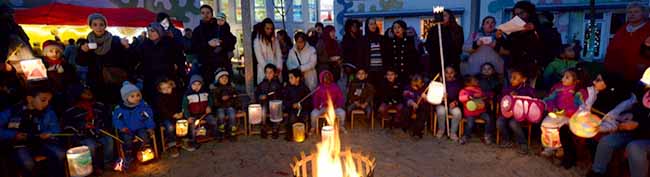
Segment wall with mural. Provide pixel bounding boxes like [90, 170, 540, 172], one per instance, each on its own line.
[3, 0, 202, 27]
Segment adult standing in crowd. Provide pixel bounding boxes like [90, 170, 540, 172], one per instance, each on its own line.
[341, 19, 369, 69]
[308, 22, 324, 47]
[77, 13, 130, 105]
[193, 6, 226, 83]
[537, 11, 563, 67]
[316, 25, 343, 81]
[63, 39, 76, 65]
[254, 18, 283, 83]
[497, 1, 544, 80]
[277, 29, 293, 80]
[426, 9, 464, 75]
[365, 18, 384, 85]
[604, 2, 650, 82]
[383, 20, 418, 84]
[156, 12, 183, 42]
[463, 16, 504, 75]
[133, 23, 185, 102]
[287, 32, 318, 90]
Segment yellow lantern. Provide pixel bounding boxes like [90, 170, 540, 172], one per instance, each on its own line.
[269, 100, 283, 123]
[293, 122, 306, 143]
[569, 111, 602, 138]
[426, 81, 445, 105]
[248, 104, 263, 125]
[66, 146, 93, 177]
[175, 119, 189, 137]
[137, 148, 155, 163]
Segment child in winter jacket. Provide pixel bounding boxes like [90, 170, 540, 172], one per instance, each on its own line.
[182, 75, 216, 145]
[0, 88, 66, 177]
[210, 70, 242, 141]
[435, 66, 463, 141]
[62, 84, 114, 172]
[378, 69, 404, 129]
[153, 78, 185, 157]
[346, 68, 376, 120]
[255, 64, 283, 139]
[282, 69, 312, 141]
[459, 75, 493, 145]
[310, 70, 347, 133]
[497, 70, 536, 154]
[112, 81, 155, 168]
[543, 44, 578, 88]
[477, 63, 502, 114]
[41, 40, 77, 115]
[403, 74, 430, 139]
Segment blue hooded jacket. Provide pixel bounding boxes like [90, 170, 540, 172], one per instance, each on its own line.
[0, 104, 61, 141]
[112, 101, 155, 131]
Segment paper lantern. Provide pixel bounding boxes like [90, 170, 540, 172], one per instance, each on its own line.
[137, 148, 155, 163]
[466, 99, 485, 112]
[641, 67, 650, 86]
[426, 81, 445, 105]
[66, 146, 93, 177]
[292, 122, 306, 143]
[508, 96, 545, 123]
[18, 58, 48, 81]
[432, 6, 445, 23]
[541, 125, 561, 148]
[321, 126, 334, 142]
[196, 126, 207, 136]
[175, 119, 189, 137]
[569, 111, 602, 138]
[501, 95, 514, 118]
[248, 104, 263, 125]
[269, 100, 283, 123]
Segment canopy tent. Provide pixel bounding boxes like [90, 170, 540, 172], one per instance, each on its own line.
[14, 2, 184, 28]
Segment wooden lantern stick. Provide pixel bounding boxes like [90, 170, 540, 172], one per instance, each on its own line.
[436, 23, 451, 137]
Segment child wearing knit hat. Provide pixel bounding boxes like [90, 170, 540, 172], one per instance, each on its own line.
[209, 69, 241, 141]
[112, 81, 155, 169]
[41, 39, 77, 115]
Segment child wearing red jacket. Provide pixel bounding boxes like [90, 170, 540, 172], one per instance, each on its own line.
[459, 75, 493, 145]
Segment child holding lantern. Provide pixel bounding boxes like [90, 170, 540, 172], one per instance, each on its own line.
[153, 78, 184, 158]
[458, 75, 493, 145]
[403, 74, 430, 139]
[346, 67, 376, 121]
[182, 75, 216, 147]
[282, 69, 312, 141]
[497, 69, 535, 154]
[378, 68, 404, 129]
[113, 81, 155, 168]
[255, 64, 283, 139]
[210, 69, 242, 141]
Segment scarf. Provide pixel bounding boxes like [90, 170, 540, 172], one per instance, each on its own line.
[76, 101, 95, 128]
[87, 31, 113, 55]
[44, 57, 63, 65]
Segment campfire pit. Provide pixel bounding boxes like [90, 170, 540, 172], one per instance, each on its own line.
[290, 149, 376, 177]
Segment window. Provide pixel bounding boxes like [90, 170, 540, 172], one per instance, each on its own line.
[219, 0, 229, 20]
[293, 0, 303, 22]
[309, 0, 317, 23]
[274, 0, 285, 21]
[235, 0, 242, 22]
[320, 0, 333, 23]
[255, 0, 266, 22]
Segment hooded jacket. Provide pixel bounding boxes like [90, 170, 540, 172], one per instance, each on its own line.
[346, 78, 375, 106]
[0, 104, 60, 143]
[282, 81, 312, 113]
[182, 75, 213, 117]
[112, 101, 155, 131]
[287, 43, 318, 90]
[313, 71, 345, 109]
[210, 80, 241, 109]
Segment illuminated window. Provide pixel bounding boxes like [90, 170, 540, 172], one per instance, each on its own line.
[255, 0, 266, 22]
[320, 0, 333, 23]
[309, 0, 317, 23]
[235, 0, 242, 22]
[274, 0, 285, 21]
[294, 0, 303, 22]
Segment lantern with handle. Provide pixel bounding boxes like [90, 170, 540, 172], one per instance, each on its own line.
[137, 147, 155, 163]
[425, 81, 445, 105]
[293, 122, 306, 143]
[248, 104, 263, 125]
[269, 100, 283, 123]
[175, 119, 189, 137]
[569, 111, 602, 138]
[541, 125, 561, 148]
[66, 146, 93, 177]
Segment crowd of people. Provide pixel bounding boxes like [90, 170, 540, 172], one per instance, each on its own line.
[2, 1, 650, 177]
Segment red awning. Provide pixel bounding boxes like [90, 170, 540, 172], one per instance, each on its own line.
[14, 2, 183, 28]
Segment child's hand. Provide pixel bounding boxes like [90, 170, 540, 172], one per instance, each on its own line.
[121, 128, 130, 134]
[205, 107, 212, 114]
[496, 30, 504, 39]
[222, 95, 230, 101]
[260, 95, 267, 100]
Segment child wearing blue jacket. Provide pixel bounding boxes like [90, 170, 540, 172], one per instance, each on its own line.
[113, 81, 155, 167]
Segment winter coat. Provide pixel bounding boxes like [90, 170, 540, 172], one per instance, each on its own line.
[134, 37, 185, 80]
[192, 18, 236, 69]
[313, 71, 345, 109]
[346, 79, 375, 106]
[604, 22, 650, 81]
[287, 43, 318, 90]
[543, 58, 577, 87]
[478, 74, 502, 101]
[112, 101, 155, 131]
[462, 32, 503, 75]
[62, 101, 111, 138]
[282, 83, 312, 113]
[0, 104, 61, 143]
[498, 30, 545, 77]
[543, 84, 587, 117]
[379, 80, 403, 105]
[77, 36, 130, 85]
[459, 86, 487, 117]
[254, 37, 283, 83]
[42, 57, 77, 93]
[210, 83, 241, 109]
[182, 90, 212, 118]
[445, 79, 463, 103]
[382, 34, 418, 82]
[426, 25, 464, 72]
[255, 78, 282, 105]
[153, 92, 182, 121]
[585, 86, 637, 133]
[341, 34, 370, 69]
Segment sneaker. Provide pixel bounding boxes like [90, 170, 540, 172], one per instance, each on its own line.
[499, 141, 514, 148]
[169, 148, 180, 158]
[435, 130, 445, 139]
[181, 143, 196, 152]
[459, 137, 468, 145]
[541, 148, 555, 157]
[518, 145, 529, 155]
[450, 134, 459, 142]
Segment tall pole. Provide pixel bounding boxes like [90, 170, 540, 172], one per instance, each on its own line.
[437, 23, 450, 137]
[588, 0, 596, 59]
[242, 0, 255, 100]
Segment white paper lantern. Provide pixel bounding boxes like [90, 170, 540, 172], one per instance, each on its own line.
[248, 104, 263, 125]
[641, 67, 650, 86]
[269, 100, 283, 123]
[426, 81, 445, 105]
[67, 146, 92, 177]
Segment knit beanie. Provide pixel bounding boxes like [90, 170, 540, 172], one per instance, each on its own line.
[215, 70, 229, 83]
[87, 13, 108, 27]
[189, 74, 204, 87]
[120, 81, 140, 105]
[42, 40, 64, 53]
[216, 12, 226, 20]
[147, 22, 164, 37]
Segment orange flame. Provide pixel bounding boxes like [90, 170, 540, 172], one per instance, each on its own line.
[315, 93, 360, 177]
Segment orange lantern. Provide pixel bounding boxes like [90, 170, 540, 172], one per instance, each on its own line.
[137, 148, 155, 163]
[569, 111, 601, 138]
[292, 122, 306, 143]
[175, 119, 189, 137]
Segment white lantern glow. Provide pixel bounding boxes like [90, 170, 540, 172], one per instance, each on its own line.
[321, 126, 334, 142]
[67, 146, 93, 177]
[642, 67, 650, 86]
[426, 81, 445, 105]
[175, 119, 189, 137]
[248, 104, 263, 125]
[18, 58, 48, 81]
[269, 100, 283, 123]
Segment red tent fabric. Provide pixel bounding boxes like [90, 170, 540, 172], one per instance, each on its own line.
[14, 3, 184, 28]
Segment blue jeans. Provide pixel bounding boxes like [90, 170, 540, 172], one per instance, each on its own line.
[591, 132, 634, 174]
[627, 140, 650, 177]
[464, 112, 493, 139]
[119, 129, 152, 162]
[217, 107, 237, 134]
[14, 143, 66, 177]
[162, 120, 178, 146]
[497, 117, 527, 145]
[436, 105, 462, 135]
[79, 136, 114, 169]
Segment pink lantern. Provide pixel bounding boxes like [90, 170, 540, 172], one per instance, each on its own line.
[501, 96, 544, 123]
